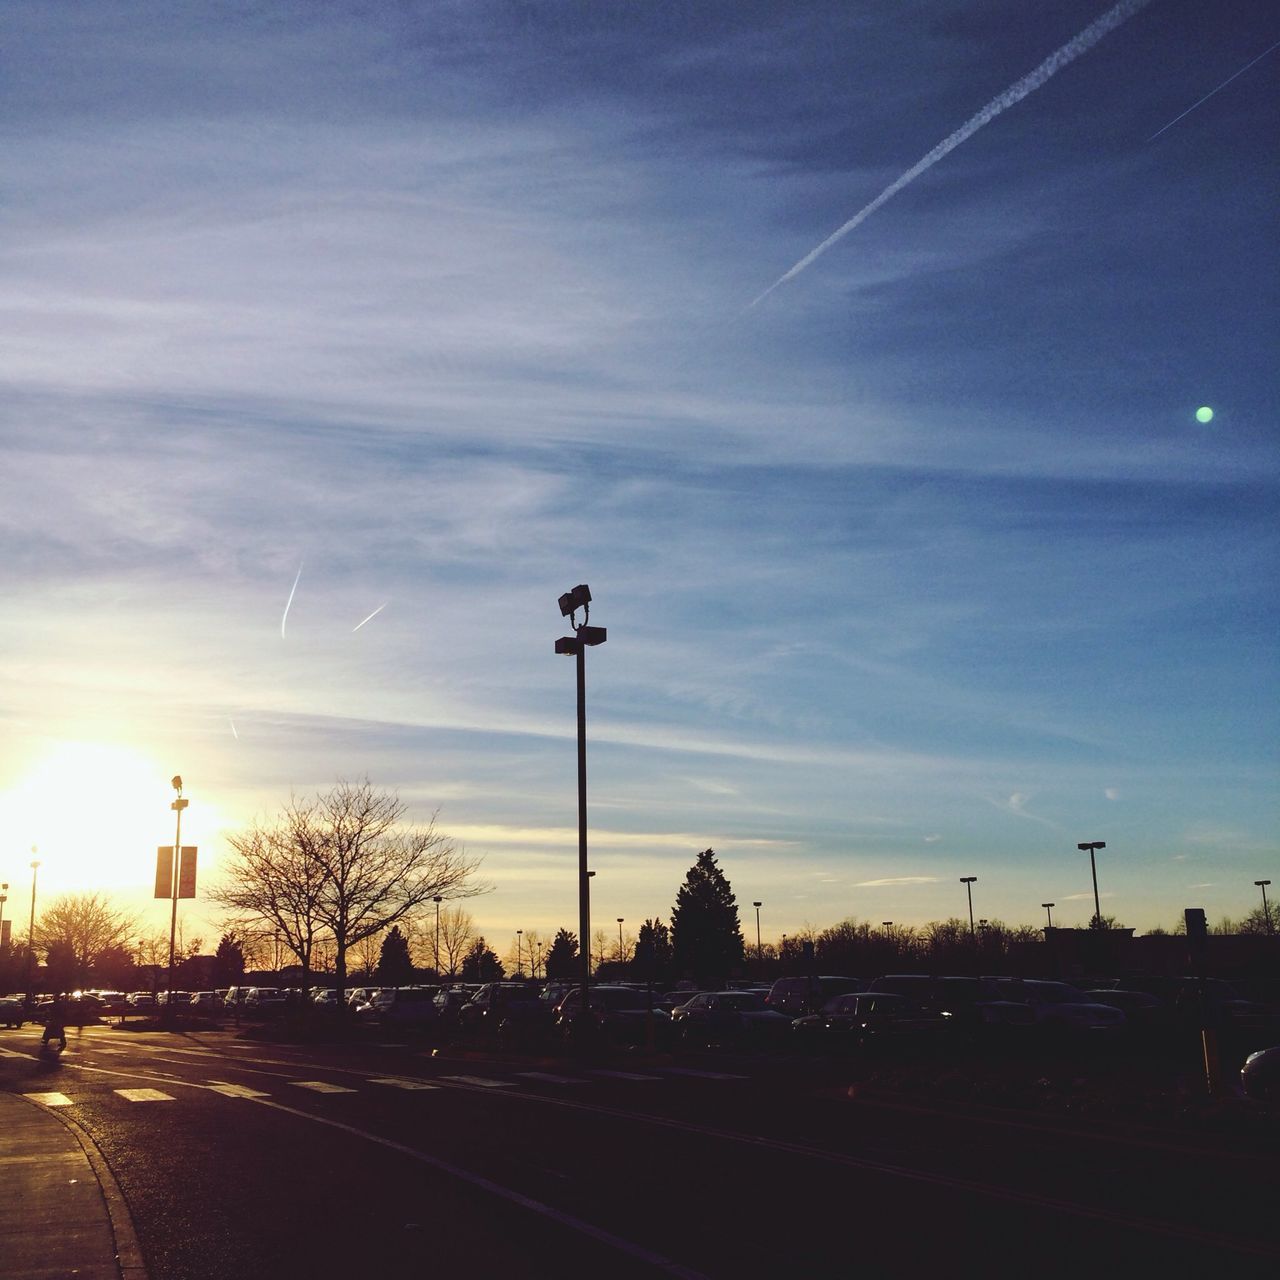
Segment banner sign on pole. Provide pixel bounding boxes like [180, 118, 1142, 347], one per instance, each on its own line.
[155, 847, 198, 899]
[1, 919, 9, 948]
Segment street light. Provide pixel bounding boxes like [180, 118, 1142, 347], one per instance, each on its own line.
[616, 918, 624, 963]
[166, 776, 189, 1012]
[1077, 841, 1107, 926]
[0, 882, 8, 953]
[960, 877, 977, 938]
[1042, 902, 1055, 929]
[516, 929, 523, 977]
[556, 582, 606, 1011]
[752, 902, 763, 965]
[26, 850, 40, 1004]
[1256, 881, 1273, 935]
[433, 896, 443, 978]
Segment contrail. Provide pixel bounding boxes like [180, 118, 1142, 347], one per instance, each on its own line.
[1148, 37, 1280, 141]
[281, 561, 303, 639]
[352, 602, 388, 633]
[229, 718, 239, 740]
[749, 0, 1156, 308]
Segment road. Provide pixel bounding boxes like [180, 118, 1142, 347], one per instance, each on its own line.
[1, 1022, 1275, 1278]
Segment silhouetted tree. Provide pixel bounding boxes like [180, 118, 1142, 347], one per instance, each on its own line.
[91, 944, 136, 990]
[544, 928, 579, 981]
[44, 939, 78, 996]
[35, 893, 136, 989]
[377, 926, 415, 986]
[460, 938, 504, 982]
[633, 919, 672, 981]
[671, 849, 744, 982]
[214, 934, 246, 986]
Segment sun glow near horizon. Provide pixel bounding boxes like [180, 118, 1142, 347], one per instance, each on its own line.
[0, 741, 228, 898]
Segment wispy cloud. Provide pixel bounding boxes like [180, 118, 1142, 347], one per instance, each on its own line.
[854, 876, 941, 888]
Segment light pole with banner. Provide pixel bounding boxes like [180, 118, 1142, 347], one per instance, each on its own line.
[25, 851, 40, 1004]
[155, 776, 197, 1013]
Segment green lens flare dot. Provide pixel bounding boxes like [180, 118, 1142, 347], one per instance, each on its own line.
[1195, 406, 1214, 423]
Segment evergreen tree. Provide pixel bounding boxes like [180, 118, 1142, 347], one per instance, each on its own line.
[460, 937, 504, 982]
[670, 849, 743, 982]
[377, 926, 415, 986]
[214, 933, 246, 987]
[544, 928, 579, 981]
[633, 918, 672, 981]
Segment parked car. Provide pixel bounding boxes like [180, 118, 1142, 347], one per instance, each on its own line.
[126, 991, 157, 1010]
[1241, 1046, 1280, 1102]
[0, 996, 25, 1028]
[671, 990, 791, 1046]
[932, 977, 1037, 1031]
[433, 987, 477, 1027]
[791, 992, 949, 1051]
[765, 975, 866, 1017]
[457, 983, 543, 1036]
[244, 987, 288, 1013]
[1081, 988, 1173, 1031]
[994, 979, 1126, 1032]
[371, 986, 440, 1029]
[188, 991, 224, 1012]
[553, 985, 671, 1045]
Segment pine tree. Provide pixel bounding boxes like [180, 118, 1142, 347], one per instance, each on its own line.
[377, 926, 415, 986]
[460, 937, 504, 982]
[214, 933, 246, 987]
[670, 849, 743, 983]
[633, 918, 672, 981]
[544, 928, 579, 981]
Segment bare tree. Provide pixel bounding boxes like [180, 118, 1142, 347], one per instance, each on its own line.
[522, 929, 546, 979]
[209, 804, 328, 995]
[226, 780, 486, 1001]
[437, 906, 476, 980]
[35, 893, 136, 990]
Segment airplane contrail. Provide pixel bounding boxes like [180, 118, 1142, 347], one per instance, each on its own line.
[749, 0, 1157, 308]
[352, 602, 388, 633]
[1148, 37, 1280, 141]
[281, 561, 303, 639]
[229, 718, 239, 740]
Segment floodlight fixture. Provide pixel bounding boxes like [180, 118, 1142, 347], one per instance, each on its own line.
[960, 877, 977, 937]
[1077, 841, 1107, 927]
[558, 583, 591, 619]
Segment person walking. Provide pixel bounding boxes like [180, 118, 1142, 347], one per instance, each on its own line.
[42, 996, 67, 1051]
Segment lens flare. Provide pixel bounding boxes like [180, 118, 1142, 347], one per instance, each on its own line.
[1195, 406, 1214, 423]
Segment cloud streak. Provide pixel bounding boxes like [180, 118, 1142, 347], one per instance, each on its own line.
[854, 876, 941, 888]
[281, 561, 303, 640]
[749, 0, 1156, 306]
[1148, 37, 1280, 142]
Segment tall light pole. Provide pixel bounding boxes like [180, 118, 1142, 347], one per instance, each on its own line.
[1077, 841, 1106, 926]
[0, 882, 8, 953]
[960, 877, 977, 938]
[166, 777, 189, 1010]
[616, 918, 624, 963]
[516, 929, 523, 977]
[752, 902, 763, 966]
[26, 850, 40, 1004]
[556, 583, 606, 1011]
[1042, 902, 1055, 929]
[433, 896, 443, 978]
[1256, 880, 1273, 935]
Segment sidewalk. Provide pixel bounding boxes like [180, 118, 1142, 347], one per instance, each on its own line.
[0, 1088, 146, 1280]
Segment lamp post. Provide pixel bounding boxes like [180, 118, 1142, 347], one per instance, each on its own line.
[433, 896, 443, 978]
[0, 882, 8, 953]
[752, 902, 763, 966]
[556, 583, 606, 1011]
[25, 851, 40, 1004]
[1077, 841, 1106, 926]
[960, 877, 977, 938]
[616, 918, 624, 964]
[516, 929, 523, 977]
[166, 777, 189, 1013]
[1256, 881, 1273, 935]
[1042, 902, 1055, 929]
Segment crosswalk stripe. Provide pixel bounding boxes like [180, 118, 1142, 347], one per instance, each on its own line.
[439, 1075, 514, 1088]
[207, 1083, 271, 1099]
[23, 1091, 73, 1107]
[515, 1071, 586, 1085]
[586, 1069, 662, 1081]
[115, 1088, 175, 1102]
[368, 1077, 439, 1090]
[291, 1080, 358, 1094]
[657, 1067, 747, 1080]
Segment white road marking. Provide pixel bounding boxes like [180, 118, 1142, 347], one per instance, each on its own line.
[368, 1077, 439, 1090]
[657, 1068, 747, 1080]
[290, 1080, 357, 1094]
[115, 1088, 175, 1102]
[586, 1069, 662, 1081]
[23, 1091, 73, 1107]
[515, 1072, 586, 1085]
[439, 1075, 515, 1088]
[207, 1082, 271, 1099]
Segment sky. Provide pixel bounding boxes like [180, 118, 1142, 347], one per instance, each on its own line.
[1, 0, 1276, 958]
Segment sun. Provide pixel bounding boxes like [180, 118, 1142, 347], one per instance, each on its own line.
[0, 741, 194, 895]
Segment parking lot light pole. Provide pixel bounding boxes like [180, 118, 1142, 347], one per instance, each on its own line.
[1077, 841, 1106, 926]
[433, 896, 442, 978]
[166, 777, 189, 1014]
[1256, 881, 1273, 934]
[1042, 902, 1055, 929]
[753, 902, 762, 965]
[960, 877, 977, 938]
[616, 918, 624, 963]
[0, 883, 8, 954]
[517, 929, 523, 977]
[25, 852, 40, 1004]
[556, 583, 606, 1012]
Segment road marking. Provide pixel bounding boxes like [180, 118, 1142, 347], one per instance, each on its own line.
[657, 1067, 747, 1080]
[515, 1071, 587, 1085]
[439, 1075, 515, 1088]
[207, 1082, 271, 1099]
[23, 1091, 74, 1107]
[368, 1077, 439, 1090]
[586, 1069, 662, 1081]
[290, 1080, 357, 1094]
[114, 1088, 175, 1102]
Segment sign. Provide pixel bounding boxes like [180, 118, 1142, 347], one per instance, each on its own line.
[155, 847, 198, 899]
[1, 919, 9, 948]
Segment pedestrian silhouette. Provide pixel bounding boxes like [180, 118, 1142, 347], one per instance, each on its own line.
[42, 998, 67, 1051]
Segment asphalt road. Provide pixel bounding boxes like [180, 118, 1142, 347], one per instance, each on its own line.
[1, 1022, 1275, 1278]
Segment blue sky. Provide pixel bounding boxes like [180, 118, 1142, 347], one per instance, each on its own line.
[1, 0, 1276, 954]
